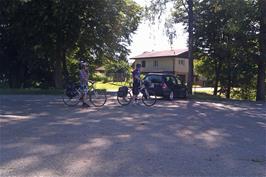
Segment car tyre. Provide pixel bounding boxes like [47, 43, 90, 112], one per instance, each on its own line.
[169, 91, 174, 101]
[183, 89, 188, 99]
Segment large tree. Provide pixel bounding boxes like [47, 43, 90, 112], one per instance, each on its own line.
[146, 0, 194, 94]
[256, 0, 266, 101]
[192, 0, 259, 99]
[146, 0, 264, 100]
[0, 0, 142, 88]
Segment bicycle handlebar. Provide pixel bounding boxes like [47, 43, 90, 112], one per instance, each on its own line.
[88, 80, 95, 85]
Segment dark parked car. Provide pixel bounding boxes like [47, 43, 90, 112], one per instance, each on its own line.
[144, 73, 188, 100]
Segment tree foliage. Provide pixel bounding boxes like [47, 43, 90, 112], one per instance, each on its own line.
[192, 0, 262, 99]
[147, 0, 265, 100]
[105, 60, 131, 82]
[0, 0, 142, 88]
[146, 0, 195, 94]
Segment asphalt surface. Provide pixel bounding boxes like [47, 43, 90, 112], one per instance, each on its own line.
[0, 95, 266, 177]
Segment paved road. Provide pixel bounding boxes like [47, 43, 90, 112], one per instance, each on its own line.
[0, 95, 266, 177]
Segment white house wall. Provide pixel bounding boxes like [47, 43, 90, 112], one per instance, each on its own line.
[174, 57, 189, 73]
[135, 57, 189, 74]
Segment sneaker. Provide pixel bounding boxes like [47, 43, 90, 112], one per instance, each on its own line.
[82, 103, 90, 107]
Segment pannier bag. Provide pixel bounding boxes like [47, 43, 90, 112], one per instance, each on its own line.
[117, 86, 128, 97]
[66, 84, 78, 98]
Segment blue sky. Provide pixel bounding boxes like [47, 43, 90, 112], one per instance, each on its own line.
[128, 0, 188, 58]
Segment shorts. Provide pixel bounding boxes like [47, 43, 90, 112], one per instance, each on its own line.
[80, 83, 88, 93]
[133, 81, 140, 95]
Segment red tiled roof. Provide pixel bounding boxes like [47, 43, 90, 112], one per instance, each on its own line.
[131, 49, 188, 59]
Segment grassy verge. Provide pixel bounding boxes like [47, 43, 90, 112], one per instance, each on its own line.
[0, 82, 128, 95]
[190, 92, 226, 101]
[0, 86, 256, 101]
[192, 87, 256, 101]
[94, 82, 130, 91]
[0, 88, 63, 95]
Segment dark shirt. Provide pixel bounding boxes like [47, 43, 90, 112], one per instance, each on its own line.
[80, 69, 88, 85]
[132, 69, 140, 83]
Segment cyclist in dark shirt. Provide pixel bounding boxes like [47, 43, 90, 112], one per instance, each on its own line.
[80, 61, 90, 107]
[132, 63, 141, 103]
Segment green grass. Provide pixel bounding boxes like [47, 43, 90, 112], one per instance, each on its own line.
[190, 92, 225, 101]
[192, 87, 229, 101]
[193, 87, 214, 95]
[191, 87, 256, 101]
[0, 85, 256, 101]
[0, 88, 63, 95]
[94, 82, 130, 91]
[0, 82, 130, 94]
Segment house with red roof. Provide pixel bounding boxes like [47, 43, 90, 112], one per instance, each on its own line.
[130, 49, 190, 83]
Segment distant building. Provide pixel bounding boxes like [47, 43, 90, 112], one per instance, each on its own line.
[131, 49, 206, 85]
[131, 49, 188, 82]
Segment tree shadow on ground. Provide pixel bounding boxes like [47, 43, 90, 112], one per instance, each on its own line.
[0, 95, 265, 176]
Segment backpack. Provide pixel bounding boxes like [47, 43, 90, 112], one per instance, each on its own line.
[117, 86, 128, 97]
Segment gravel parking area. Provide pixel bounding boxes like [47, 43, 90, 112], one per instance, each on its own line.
[1, 95, 266, 177]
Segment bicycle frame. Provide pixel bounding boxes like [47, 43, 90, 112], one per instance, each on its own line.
[116, 80, 156, 106]
[63, 80, 107, 107]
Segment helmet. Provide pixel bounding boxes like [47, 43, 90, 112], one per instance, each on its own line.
[80, 61, 88, 68]
[136, 63, 141, 69]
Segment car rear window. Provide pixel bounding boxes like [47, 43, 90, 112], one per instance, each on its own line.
[145, 75, 163, 83]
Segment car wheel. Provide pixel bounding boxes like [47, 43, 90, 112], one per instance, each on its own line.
[169, 91, 174, 101]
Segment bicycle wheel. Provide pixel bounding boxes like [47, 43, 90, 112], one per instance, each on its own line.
[142, 90, 157, 107]
[62, 89, 80, 106]
[117, 92, 132, 106]
[89, 89, 107, 107]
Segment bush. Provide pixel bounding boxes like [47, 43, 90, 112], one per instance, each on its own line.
[92, 73, 109, 83]
[105, 60, 131, 81]
[231, 87, 256, 101]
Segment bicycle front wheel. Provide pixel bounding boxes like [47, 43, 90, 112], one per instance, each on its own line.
[89, 89, 107, 107]
[117, 92, 132, 106]
[62, 90, 80, 106]
[142, 90, 157, 107]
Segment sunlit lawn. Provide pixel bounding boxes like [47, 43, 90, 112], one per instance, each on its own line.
[94, 82, 130, 91]
[1, 85, 249, 100]
[95, 83, 215, 93]
[0, 88, 63, 95]
[193, 87, 214, 95]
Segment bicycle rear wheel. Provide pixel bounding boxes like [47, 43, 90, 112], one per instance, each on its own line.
[62, 90, 80, 106]
[117, 92, 132, 106]
[142, 90, 157, 106]
[89, 89, 107, 107]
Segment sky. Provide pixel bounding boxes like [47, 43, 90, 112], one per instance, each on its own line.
[128, 0, 188, 59]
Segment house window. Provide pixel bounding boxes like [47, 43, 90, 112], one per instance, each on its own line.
[178, 59, 185, 65]
[153, 60, 158, 68]
[141, 60, 146, 68]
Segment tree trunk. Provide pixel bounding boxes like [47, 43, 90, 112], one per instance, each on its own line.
[8, 63, 26, 88]
[9, 73, 19, 88]
[54, 0, 64, 89]
[187, 0, 194, 94]
[256, 0, 266, 101]
[54, 57, 63, 88]
[54, 43, 63, 89]
[62, 48, 69, 85]
[256, 59, 266, 101]
[213, 59, 221, 96]
[226, 62, 232, 99]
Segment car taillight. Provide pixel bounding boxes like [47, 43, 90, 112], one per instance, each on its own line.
[161, 82, 167, 89]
